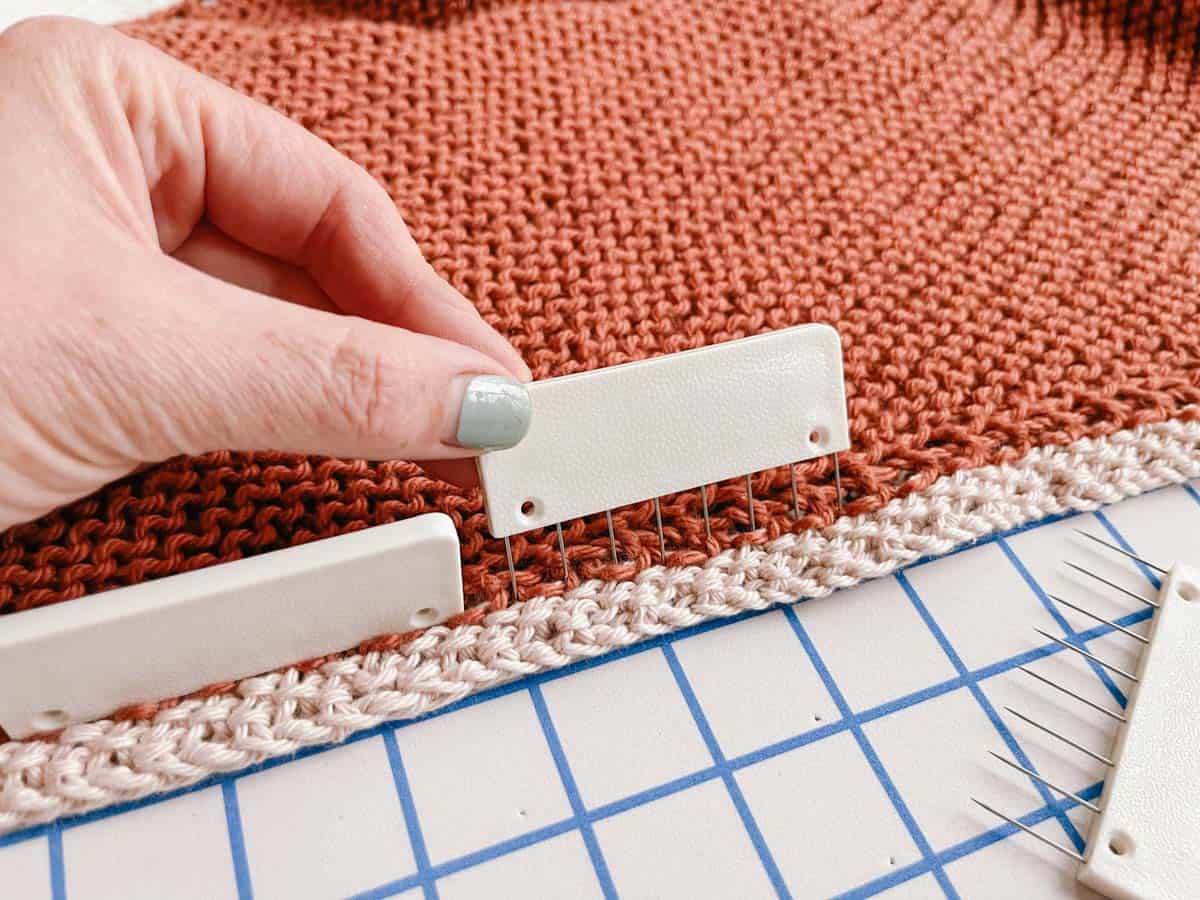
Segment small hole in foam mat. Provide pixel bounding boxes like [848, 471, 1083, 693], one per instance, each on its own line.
[410, 607, 439, 628]
[1178, 582, 1199, 603]
[33, 709, 69, 731]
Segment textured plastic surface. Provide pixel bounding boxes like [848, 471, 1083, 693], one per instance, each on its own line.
[477, 323, 849, 538]
[0, 514, 464, 739]
[1078, 563, 1200, 900]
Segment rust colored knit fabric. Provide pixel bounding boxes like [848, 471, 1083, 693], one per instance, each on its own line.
[2, 0, 1200, 625]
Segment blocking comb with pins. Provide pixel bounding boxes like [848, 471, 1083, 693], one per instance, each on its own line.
[973, 533, 1200, 900]
[476, 322, 850, 595]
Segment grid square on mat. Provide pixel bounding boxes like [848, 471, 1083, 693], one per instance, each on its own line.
[236, 737, 416, 899]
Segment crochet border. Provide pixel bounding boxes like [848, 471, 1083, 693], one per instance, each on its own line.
[2, 416, 1198, 833]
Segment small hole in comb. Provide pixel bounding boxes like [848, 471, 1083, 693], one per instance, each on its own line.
[1108, 831, 1134, 856]
[1179, 582, 1199, 603]
[520, 499, 537, 517]
[809, 427, 827, 446]
[410, 607, 439, 628]
[33, 709, 69, 731]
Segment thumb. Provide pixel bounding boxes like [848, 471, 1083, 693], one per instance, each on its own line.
[115, 260, 534, 465]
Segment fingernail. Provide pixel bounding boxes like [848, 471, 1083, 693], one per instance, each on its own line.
[453, 376, 532, 449]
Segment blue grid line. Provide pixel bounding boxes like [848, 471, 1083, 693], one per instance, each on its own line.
[528, 684, 618, 900]
[422, 818, 576, 877]
[47, 823, 64, 900]
[724, 717, 850, 768]
[351, 819, 583, 899]
[659, 643, 792, 899]
[381, 731, 438, 900]
[894, 571, 1089, 854]
[781, 606, 960, 899]
[1093, 509, 1164, 590]
[220, 782, 253, 900]
[995, 536, 1129, 708]
[587, 767, 720, 820]
[1183, 482, 1200, 508]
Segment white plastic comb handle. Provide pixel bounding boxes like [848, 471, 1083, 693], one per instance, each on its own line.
[477, 323, 848, 538]
[0, 513, 464, 739]
[1078, 563, 1200, 900]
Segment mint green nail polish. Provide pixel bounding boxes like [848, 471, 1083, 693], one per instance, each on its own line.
[456, 376, 532, 449]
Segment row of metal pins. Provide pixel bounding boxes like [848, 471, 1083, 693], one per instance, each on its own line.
[973, 692, 1119, 861]
[506, 481, 1158, 608]
[1073, 529, 1167, 575]
[1064, 561, 1160, 608]
[973, 532, 1163, 862]
[502, 452, 845, 601]
[970, 799, 1086, 864]
[989, 751, 1102, 814]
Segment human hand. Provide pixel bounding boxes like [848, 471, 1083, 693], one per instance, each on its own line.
[0, 17, 532, 531]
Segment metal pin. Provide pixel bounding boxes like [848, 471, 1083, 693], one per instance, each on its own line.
[1033, 628, 1139, 682]
[654, 497, 667, 560]
[789, 465, 801, 519]
[1074, 530, 1167, 575]
[745, 474, 757, 531]
[503, 536, 519, 602]
[1004, 706, 1114, 766]
[971, 798, 1087, 863]
[556, 523, 570, 581]
[833, 453, 844, 513]
[699, 485, 712, 539]
[1016, 665, 1126, 723]
[1064, 562, 1159, 608]
[1048, 594, 1148, 645]
[606, 511, 619, 563]
[988, 751, 1103, 814]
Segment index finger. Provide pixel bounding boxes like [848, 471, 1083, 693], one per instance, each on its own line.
[126, 30, 531, 380]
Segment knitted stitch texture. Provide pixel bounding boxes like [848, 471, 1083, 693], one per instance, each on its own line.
[3, 1, 1200, 623]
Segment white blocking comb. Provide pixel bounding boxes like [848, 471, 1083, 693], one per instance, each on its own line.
[477, 323, 850, 595]
[973, 534, 1200, 900]
[0, 513, 465, 739]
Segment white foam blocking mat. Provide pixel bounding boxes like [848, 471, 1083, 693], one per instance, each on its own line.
[3, 482, 1196, 899]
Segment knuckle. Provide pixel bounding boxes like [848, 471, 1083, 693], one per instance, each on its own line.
[0, 15, 101, 52]
[263, 323, 433, 455]
[0, 17, 118, 95]
[321, 324, 401, 445]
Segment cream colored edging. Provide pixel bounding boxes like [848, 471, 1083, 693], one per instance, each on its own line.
[2, 417, 1198, 833]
